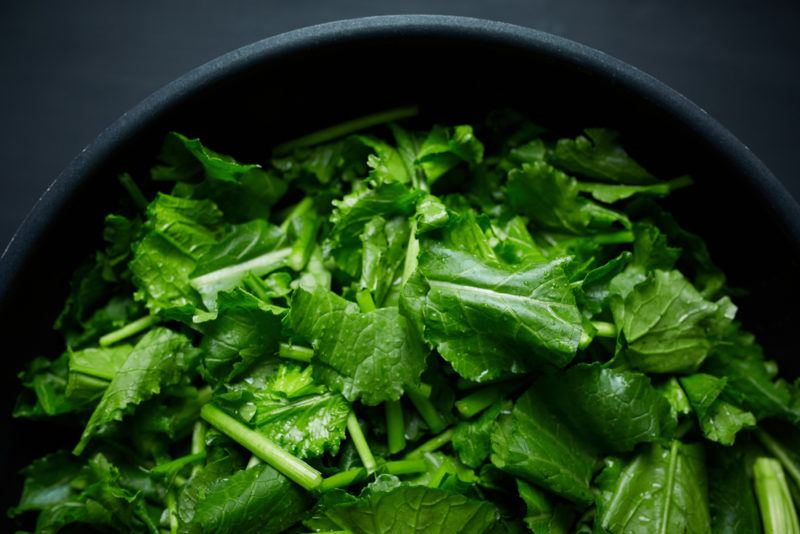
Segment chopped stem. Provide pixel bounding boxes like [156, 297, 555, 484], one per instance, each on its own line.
[166, 490, 178, 534]
[356, 290, 377, 313]
[427, 463, 449, 488]
[274, 105, 418, 154]
[406, 429, 454, 459]
[279, 343, 314, 363]
[381, 459, 428, 476]
[347, 412, 377, 474]
[592, 321, 617, 338]
[385, 400, 407, 454]
[455, 386, 503, 418]
[190, 422, 206, 477]
[757, 430, 800, 491]
[407, 388, 446, 434]
[243, 273, 271, 302]
[118, 173, 148, 212]
[98, 315, 160, 347]
[200, 404, 322, 491]
[246, 455, 262, 469]
[754, 457, 800, 534]
[320, 467, 368, 492]
[191, 422, 206, 455]
[590, 230, 635, 245]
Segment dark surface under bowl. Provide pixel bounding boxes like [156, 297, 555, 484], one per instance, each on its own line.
[2, 15, 799, 517]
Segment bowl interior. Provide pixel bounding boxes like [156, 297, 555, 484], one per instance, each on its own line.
[2, 17, 799, 514]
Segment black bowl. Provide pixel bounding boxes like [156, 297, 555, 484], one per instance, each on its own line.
[2, 15, 799, 515]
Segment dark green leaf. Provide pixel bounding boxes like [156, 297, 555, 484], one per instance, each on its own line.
[416, 125, 485, 184]
[550, 128, 656, 185]
[596, 441, 711, 533]
[537, 363, 676, 452]
[401, 243, 583, 381]
[507, 161, 630, 234]
[188, 463, 310, 534]
[491, 388, 597, 504]
[452, 402, 505, 468]
[74, 328, 200, 454]
[707, 443, 762, 534]
[323, 476, 499, 533]
[289, 286, 427, 405]
[679, 374, 756, 445]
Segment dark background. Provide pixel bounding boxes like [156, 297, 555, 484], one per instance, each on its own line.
[1, 0, 798, 250]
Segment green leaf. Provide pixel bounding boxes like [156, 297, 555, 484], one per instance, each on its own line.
[191, 220, 290, 309]
[74, 328, 200, 454]
[516, 479, 573, 534]
[612, 269, 720, 373]
[130, 232, 203, 319]
[576, 176, 691, 203]
[452, 402, 505, 468]
[289, 286, 427, 405]
[9, 451, 83, 517]
[679, 374, 756, 445]
[68, 345, 133, 381]
[707, 443, 762, 534]
[329, 182, 424, 248]
[153, 132, 287, 222]
[492, 215, 545, 265]
[359, 216, 410, 306]
[188, 463, 311, 534]
[596, 441, 712, 534]
[537, 363, 676, 452]
[415, 194, 450, 234]
[144, 193, 225, 258]
[550, 128, 656, 185]
[401, 243, 583, 381]
[322, 476, 499, 533]
[416, 125, 485, 184]
[199, 288, 284, 382]
[491, 388, 597, 504]
[217, 363, 350, 458]
[703, 340, 800, 424]
[355, 134, 411, 184]
[507, 161, 630, 234]
[97, 213, 141, 281]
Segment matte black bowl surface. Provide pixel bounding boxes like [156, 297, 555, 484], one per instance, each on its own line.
[2, 15, 799, 515]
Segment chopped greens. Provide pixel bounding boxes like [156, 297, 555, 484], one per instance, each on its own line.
[11, 109, 800, 532]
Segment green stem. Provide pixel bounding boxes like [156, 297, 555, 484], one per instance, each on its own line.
[274, 105, 418, 154]
[118, 173, 148, 212]
[356, 290, 377, 312]
[455, 385, 503, 418]
[406, 428, 454, 459]
[407, 387, 446, 434]
[592, 321, 617, 338]
[590, 230, 635, 245]
[243, 273, 271, 302]
[279, 343, 314, 363]
[757, 430, 800, 491]
[200, 404, 322, 491]
[347, 412, 377, 474]
[166, 490, 178, 534]
[98, 315, 160, 347]
[401, 219, 420, 284]
[320, 467, 368, 492]
[381, 459, 428, 476]
[754, 457, 800, 534]
[150, 452, 207, 476]
[190, 421, 206, 477]
[427, 463, 449, 488]
[385, 400, 406, 454]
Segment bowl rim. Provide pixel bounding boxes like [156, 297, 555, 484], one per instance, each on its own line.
[2, 14, 798, 303]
